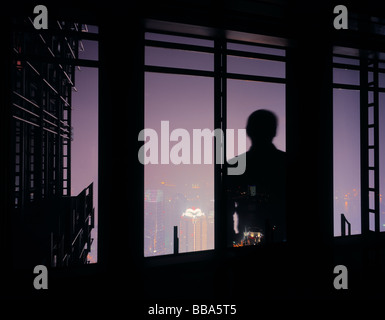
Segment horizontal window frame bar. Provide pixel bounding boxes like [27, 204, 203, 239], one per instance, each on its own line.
[145, 28, 215, 43]
[333, 52, 385, 64]
[227, 49, 286, 62]
[144, 65, 286, 83]
[144, 65, 214, 77]
[145, 40, 286, 62]
[227, 38, 287, 51]
[12, 53, 99, 68]
[333, 63, 385, 73]
[145, 29, 288, 51]
[333, 83, 385, 91]
[226, 72, 286, 83]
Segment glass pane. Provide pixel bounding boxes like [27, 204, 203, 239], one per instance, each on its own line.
[145, 47, 213, 71]
[369, 148, 375, 167]
[144, 73, 214, 256]
[333, 89, 361, 235]
[369, 127, 374, 146]
[333, 68, 360, 85]
[333, 56, 359, 66]
[227, 55, 285, 78]
[79, 40, 98, 61]
[226, 79, 286, 246]
[379, 73, 385, 88]
[369, 168, 375, 188]
[370, 212, 376, 231]
[227, 80, 286, 154]
[369, 190, 375, 210]
[146, 32, 214, 47]
[368, 106, 374, 125]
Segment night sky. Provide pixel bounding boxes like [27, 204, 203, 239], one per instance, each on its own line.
[71, 28, 99, 262]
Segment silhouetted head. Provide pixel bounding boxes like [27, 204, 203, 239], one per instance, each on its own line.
[246, 109, 277, 145]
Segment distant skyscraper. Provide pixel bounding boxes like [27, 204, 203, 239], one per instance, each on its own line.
[144, 189, 165, 256]
[179, 207, 207, 253]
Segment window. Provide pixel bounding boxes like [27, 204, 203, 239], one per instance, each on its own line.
[333, 46, 385, 236]
[143, 33, 214, 257]
[226, 41, 286, 247]
[142, 26, 287, 257]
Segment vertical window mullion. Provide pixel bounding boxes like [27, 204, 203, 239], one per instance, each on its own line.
[360, 54, 370, 235]
[372, 55, 381, 232]
[214, 38, 227, 253]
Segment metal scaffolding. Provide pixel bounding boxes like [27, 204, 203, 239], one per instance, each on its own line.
[11, 17, 96, 267]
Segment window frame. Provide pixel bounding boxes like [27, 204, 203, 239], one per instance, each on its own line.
[142, 20, 288, 265]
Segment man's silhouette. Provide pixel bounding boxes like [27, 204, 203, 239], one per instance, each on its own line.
[227, 109, 286, 245]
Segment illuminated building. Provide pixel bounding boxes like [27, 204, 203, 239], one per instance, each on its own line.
[207, 210, 215, 250]
[179, 207, 207, 253]
[144, 189, 165, 256]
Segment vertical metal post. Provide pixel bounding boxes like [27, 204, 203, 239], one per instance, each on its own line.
[372, 55, 380, 233]
[173, 225, 179, 255]
[361, 52, 381, 234]
[341, 213, 351, 237]
[214, 38, 227, 253]
[360, 54, 369, 235]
